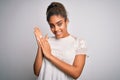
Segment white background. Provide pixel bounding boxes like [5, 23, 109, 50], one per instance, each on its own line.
[0, 0, 120, 80]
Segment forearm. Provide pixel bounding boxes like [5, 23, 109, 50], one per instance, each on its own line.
[47, 54, 86, 79]
[33, 47, 43, 76]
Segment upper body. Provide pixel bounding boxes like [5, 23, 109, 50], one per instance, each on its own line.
[36, 35, 87, 80]
[33, 2, 87, 80]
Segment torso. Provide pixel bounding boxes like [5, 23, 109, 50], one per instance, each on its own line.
[37, 35, 78, 80]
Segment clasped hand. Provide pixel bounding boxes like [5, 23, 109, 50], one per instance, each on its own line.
[34, 27, 52, 58]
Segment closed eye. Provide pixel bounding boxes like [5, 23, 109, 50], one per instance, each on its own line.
[57, 22, 62, 27]
[50, 24, 55, 28]
[57, 21, 63, 27]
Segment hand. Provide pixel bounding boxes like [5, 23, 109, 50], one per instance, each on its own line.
[40, 34, 52, 58]
[34, 27, 52, 58]
[34, 27, 42, 48]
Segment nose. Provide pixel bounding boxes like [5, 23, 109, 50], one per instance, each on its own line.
[54, 26, 59, 31]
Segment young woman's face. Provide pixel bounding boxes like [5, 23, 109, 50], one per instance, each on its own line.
[48, 15, 69, 39]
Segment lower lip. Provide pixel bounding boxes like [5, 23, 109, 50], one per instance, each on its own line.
[55, 33, 62, 37]
[56, 32, 62, 35]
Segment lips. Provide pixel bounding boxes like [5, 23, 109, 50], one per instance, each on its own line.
[55, 31, 62, 36]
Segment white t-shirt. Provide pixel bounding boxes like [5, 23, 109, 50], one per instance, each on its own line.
[37, 35, 87, 80]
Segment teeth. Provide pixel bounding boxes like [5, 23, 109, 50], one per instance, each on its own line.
[56, 31, 62, 35]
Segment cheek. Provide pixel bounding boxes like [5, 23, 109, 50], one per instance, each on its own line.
[61, 24, 67, 31]
[50, 28, 55, 33]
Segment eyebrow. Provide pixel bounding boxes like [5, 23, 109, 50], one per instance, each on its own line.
[49, 20, 63, 25]
[56, 20, 62, 24]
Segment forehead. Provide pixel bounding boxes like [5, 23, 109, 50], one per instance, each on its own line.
[49, 15, 65, 24]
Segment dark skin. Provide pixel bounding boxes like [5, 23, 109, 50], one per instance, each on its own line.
[33, 15, 86, 79]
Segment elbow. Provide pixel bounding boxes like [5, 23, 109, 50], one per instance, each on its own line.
[34, 68, 39, 77]
[72, 69, 83, 79]
[33, 64, 40, 77]
[34, 72, 39, 77]
[72, 72, 81, 79]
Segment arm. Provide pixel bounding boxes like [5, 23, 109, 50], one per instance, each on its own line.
[36, 27, 87, 79]
[40, 37, 86, 79]
[33, 47, 43, 76]
[47, 54, 86, 79]
[33, 27, 43, 76]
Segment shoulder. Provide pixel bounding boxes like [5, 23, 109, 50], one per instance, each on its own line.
[70, 35, 86, 43]
[76, 37, 87, 48]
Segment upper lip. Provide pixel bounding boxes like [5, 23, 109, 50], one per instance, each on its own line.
[55, 31, 62, 35]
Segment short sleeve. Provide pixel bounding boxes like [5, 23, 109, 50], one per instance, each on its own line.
[75, 38, 87, 55]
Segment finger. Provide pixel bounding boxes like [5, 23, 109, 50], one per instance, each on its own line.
[45, 34, 48, 40]
[34, 27, 42, 36]
[36, 37, 44, 49]
[34, 28, 43, 43]
[40, 35, 42, 38]
[34, 27, 40, 31]
[40, 38, 48, 49]
[36, 37, 40, 41]
[39, 38, 44, 47]
[34, 27, 39, 34]
[40, 41, 46, 52]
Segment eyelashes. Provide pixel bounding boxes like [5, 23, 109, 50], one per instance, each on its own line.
[57, 23, 62, 27]
[50, 22, 62, 28]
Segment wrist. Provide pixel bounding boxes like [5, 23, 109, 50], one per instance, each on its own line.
[46, 53, 53, 60]
[38, 46, 41, 49]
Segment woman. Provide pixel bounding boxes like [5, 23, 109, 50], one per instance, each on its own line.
[33, 2, 87, 80]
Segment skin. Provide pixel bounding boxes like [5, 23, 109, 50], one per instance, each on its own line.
[33, 15, 86, 79]
[49, 15, 69, 39]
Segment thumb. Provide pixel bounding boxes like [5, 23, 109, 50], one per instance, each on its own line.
[45, 34, 48, 40]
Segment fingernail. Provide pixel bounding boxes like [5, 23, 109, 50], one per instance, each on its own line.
[40, 35, 42, 38]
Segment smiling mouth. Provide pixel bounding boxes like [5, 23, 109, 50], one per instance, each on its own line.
[55, 31, 62, 35]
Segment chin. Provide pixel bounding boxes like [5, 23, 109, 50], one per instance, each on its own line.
[55, 35, 63, 39]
